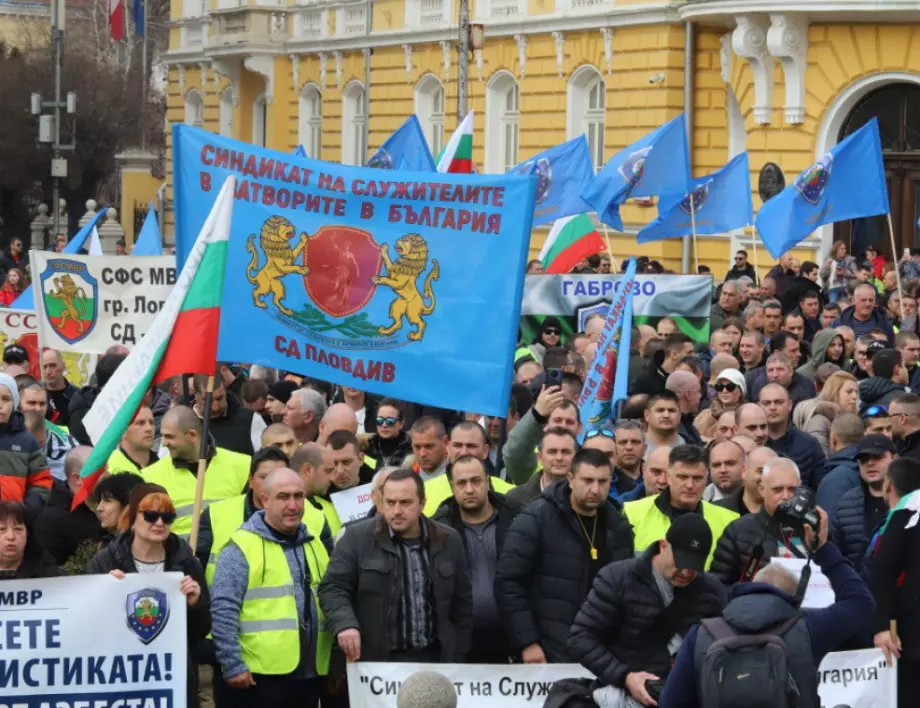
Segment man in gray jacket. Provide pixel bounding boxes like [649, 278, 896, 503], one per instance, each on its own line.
[319, 468, 473, 663]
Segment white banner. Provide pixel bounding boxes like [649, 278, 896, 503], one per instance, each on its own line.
[0, 572, 188, 708]
[771, 557, 835, 609]
[331, 482, 374, 524]
[0, 308, 41, 379]
[348, 651, 896, 708]
[31, 252, 176, 354]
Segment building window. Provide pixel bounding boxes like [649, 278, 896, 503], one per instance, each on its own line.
[219, 87, 234, 137]
[567, 65, 606, 172]
[184, 89, 204, 127]
[414, 75, 445, 156]
[252, 93, 268, 147]
[299, 84, 322, 159]
[485, 71, 519, 173]
[342, 81, 366, 165]
[183, 0, 205, 18]
[405, 0, 450, 26]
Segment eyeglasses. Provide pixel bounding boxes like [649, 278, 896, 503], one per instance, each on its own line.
[714, 382, 739, 393]
[543, 328, 561, 335]
[141, 511, 177, 525]
[585, 429, 614, 440]
[376, 416, 401, 427]
[734, 257, 744, 262]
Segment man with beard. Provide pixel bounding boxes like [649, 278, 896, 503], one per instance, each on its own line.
[644, 392, 685, 456]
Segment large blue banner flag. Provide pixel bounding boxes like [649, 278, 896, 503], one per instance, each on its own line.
[756, 118, 889, 259]
[510, 136, 593, 227]
[367, 116, 437, 173]
[638, 152, 752, 244]
[172, 125, 536, 414]
[578, 257, 637, 434]
[581, 115, 690, 231]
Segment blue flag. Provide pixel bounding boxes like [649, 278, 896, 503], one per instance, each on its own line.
[578, 257, 637, 435]
[172, 124, 536, 414]
[293, 145, 308, 158]
[132, 202, 163, 256]
[638, 152, 753, 244]
[581, 115, 690, 230]
[756, 118, 888, 259]
[367, 116, 436, 173]
[12, 209, 108, 309]
[134, 0, 145, 37]
[510, 136, 593, 227]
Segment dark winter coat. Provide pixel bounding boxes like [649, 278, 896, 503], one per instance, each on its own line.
[206, 394, 259, 456]
[832, 483, 887, 573]
[858, 376, 914, 407]
[710, 509, 800, 585]
[505, 471, 543, 507]
[33, 479, 101, 566]
[0, 411, 52, 517]
[815, 444, 861, 516]
[900, 429, 920, 462]
[494, 481, 635, 662]
[833, 306, 895, 346]
[364, 430, 413, 468]
[745, 368, 817, 405]
[0, 528, 66, 580]
[765, 426, 825, 489]
[713, 487, 754, 516]
[67, 386, 98, 446]
[568, 544, 727, 687]
[432, 491, 522, 554]
[630, 351, 668, 396]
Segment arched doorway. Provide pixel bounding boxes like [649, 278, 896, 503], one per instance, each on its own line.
[836, 83, 920, 260]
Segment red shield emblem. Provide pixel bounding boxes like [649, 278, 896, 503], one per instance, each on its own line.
[303, 226, 382, 318]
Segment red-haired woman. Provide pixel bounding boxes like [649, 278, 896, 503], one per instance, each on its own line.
[89, 483, 211, 707]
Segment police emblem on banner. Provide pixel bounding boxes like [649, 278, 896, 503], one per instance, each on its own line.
[126, 587, 170, 644]
[39, 259, 99, 345]
[366, 149, 393, 170]
[618, 147, 652, 188]
[511, 158, 552, 204]
[795, 153, 834, 206]
[678, 180, 712, 216]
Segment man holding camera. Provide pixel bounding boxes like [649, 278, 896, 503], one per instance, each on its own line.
[710, 458, 813, 585]
[659, 501, 876, 708]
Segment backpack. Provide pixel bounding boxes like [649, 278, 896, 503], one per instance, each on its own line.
[697, 613, 803, 708]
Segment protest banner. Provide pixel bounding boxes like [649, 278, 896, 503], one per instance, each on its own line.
[0, 572, 188, 708]
[0, 308, 95, 386]
[520, 274, 713, 346]
[173, 125, 535, 415]
[331, 482, 374, 524]
[348, 652, 896, 708]
[30, 253, 177, 354]
[772, 557, 835, 609]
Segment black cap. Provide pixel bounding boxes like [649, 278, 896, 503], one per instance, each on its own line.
[3, 344, 28, 364]
[666, 514, 713, 573]
[866, 340, 887, 359]
[267, 380, 299, 405]
[856, 434, 898, 459]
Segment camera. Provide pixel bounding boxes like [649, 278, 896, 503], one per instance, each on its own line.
[774, 485, 820, 531]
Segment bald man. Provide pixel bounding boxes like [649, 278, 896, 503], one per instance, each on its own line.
[292, 442, 343, 536]
[143, 406, 251, 538]
[666, 370, 704, 445]
[317, 402, 358, 445]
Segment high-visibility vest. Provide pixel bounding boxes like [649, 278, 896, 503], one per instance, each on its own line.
[313, 496, 341, 535]
[107, 448, 150, 475]
[142, 448, 250, 538]
[231, 527, 332, 676]
[423, 473, 515, 516]
[205, 494, 248, 585]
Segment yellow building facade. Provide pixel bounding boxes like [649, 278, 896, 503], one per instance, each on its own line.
[160, 0, 920, 277]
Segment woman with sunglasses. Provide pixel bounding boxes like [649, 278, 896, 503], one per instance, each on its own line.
[531, 316, 565, 361]
[365, 398, 412, 467]
[90, 483, 211, 708]
[712, 369, 746, 410]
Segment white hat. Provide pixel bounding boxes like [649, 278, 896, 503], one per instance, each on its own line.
[715, 368, 746, 397]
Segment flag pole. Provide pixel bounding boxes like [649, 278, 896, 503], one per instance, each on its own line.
[689, 194, 699, 274]
[887, 212, 904, 297]
[188, 374, 215, 554]
[601, 222, 614, 260]
[140, 0, 148, 150]
[751, 227, 760, 283]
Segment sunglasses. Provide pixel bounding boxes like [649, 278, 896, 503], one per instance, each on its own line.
[585, 429, 614, 440]
[861, 404, 889, 418]
[734, 257, 744, 262]
[543, 328, 561, 335]
[376, 416, 401, 426]
[141, 510, 177, 525]
[714, 382, 739, 393]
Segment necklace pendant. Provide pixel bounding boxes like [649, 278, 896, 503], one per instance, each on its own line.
[590, 547, 598, 560]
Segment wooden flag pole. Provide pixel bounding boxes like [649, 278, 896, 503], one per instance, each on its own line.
[188, 374, 215, 554]
[601, 223, 614, 262]
[888, 213, 905, 297]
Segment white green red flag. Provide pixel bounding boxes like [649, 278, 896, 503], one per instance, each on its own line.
[72, 177, 235, 507]
[539, 214, 607, 274]
[436, 111, 474, 174]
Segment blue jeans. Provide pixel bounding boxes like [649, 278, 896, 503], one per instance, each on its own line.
[828, 287, 846, 303]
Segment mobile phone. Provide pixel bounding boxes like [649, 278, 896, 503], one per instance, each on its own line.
[546, 368, 564, 386]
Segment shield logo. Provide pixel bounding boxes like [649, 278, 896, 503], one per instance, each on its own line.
[795, 153, 834, 206]
[39, 259, 98, 345]
[304, 226, 383, 319]
[126, 587, 170, 645]
[367, 148, 393, 170]
[619, 147, 652, 188]
[577, 302, 610, 332]
[678, 180, 712, 216]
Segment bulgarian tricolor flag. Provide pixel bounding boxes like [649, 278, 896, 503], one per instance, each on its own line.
[436, 111, 474, 173]
[72, 177, 235, 508]
[110, 0, 125, 40]
[539, 214, 608, 274]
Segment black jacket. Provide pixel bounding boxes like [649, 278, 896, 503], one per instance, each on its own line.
[630, 353, 668, 396]
[67, 386, 98, 446]
[678, 413, 703, 446]
[745, 368, 816, 405]
[568, 544, 727, 687]
[713, 487, 753, 517]
[900, 430, 920, 463]
[33, 479, 102, 566]
[206, 394, 258, 456]
[432, 490, 522, 554]
[495, 481, 635, 662]
[724, 263, 757, 284]
[0, 529, 66, 580]
[710, 509, 801, 585]
[364, 430, 413, 468]
[832, 483, 887, 573]
[505, 471, 543, 507]
[858, 376, 914, 407]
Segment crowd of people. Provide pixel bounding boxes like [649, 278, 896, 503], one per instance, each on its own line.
[1, 241, 920, 708]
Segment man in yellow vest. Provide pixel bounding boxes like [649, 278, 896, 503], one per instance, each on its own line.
[143, 406, 250, 538]
[293, 442, 341, 535]
[211, 466, 331, 708]
[107, 406, 159, 475]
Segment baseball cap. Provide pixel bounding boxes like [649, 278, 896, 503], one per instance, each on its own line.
[866, 340, 887, 359]
[666, 514, 713, 573]
[856, 434, 898, 460]
[3, 344, 28, 365]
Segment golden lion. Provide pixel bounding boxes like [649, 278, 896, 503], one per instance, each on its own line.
[372, 234, 439, 342]
[47, 274, 88, 333]
[246, 216, 310, 316]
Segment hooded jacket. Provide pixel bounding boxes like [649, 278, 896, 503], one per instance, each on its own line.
[815, 444, 861, 516]
[858, 376, 913, 407]
[0, 411, 52, 517]
[796, 328, 841, 379]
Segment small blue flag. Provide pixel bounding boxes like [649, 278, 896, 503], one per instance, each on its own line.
[578, 257, 638, 437]
[756, 118, 889, 259]
[293, 144, 308, 158]
[132, 202, 163, 256]
[510, 136, 594, 227]
[638, 152, 753, 244]
[367, 116, 437, 172]
[134, 0, 145, 37]
[581, 115, 690, 230]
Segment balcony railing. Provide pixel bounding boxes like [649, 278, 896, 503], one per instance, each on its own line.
[208, 6, 288, 49]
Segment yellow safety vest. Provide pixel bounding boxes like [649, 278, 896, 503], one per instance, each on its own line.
[143, 448, 250, 538]
[107, 448, 153, 475]
[206, 494, 248, 585]
[364, 455, 377, 471]
[313, 496, 341, 536]
[423, 473, 515, 517]
[231, 527, 332, 675]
